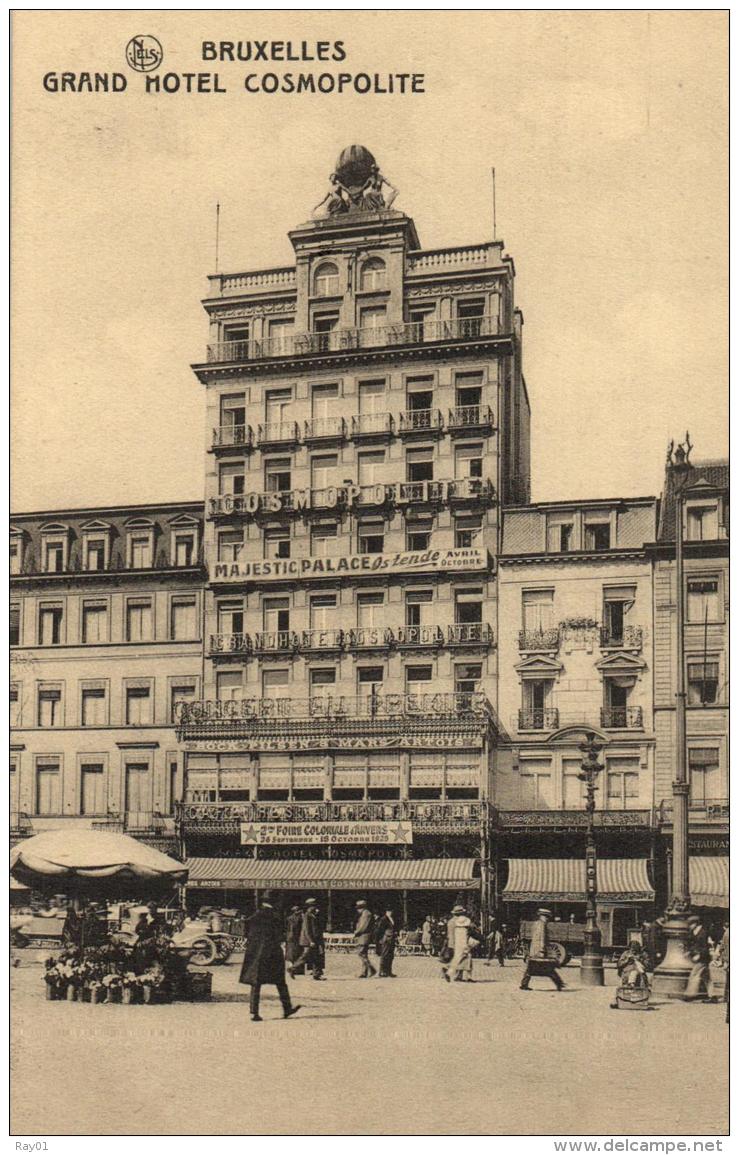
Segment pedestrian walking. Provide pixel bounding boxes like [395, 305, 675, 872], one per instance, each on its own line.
[353, 899, 377, 977]
[485, 923, 506, 967]
[519, 908, 566, 991]
[239, 895, 301, 1022]
[683, 915, 711, 1001]
[288, 897, 325, 980]
[443, 904, 482, 983]
[640, 918, 659, 972]
[421, 915, 433, 956]
[722, 922, 729, 1023]
[285, 904, 304, 974]
[375, 909, 398, 977]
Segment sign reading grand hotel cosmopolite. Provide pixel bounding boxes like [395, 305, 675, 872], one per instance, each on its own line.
[212, 547, 490, 583]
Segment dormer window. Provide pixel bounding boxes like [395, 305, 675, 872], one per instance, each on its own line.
[314, 261, 340, 297]
[546, 518, 574, 553]
[44, 541, 65, 573]
[125, 520, 155, 569]
[360, 258, 386, 291]
[86, 539, 106, 571]
[584, 522, 611, 551]
[9, 534, 22, 575]
[173, 533, 194, 567]
[686, 502, 719, 541]
[80, 521, 112, 572]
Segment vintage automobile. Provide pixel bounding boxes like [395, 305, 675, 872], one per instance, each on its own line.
[110, 905, 234, 967]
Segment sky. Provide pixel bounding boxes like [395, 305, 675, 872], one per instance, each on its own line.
[11, 11, 728, 512]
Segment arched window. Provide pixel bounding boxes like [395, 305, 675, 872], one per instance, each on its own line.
[314, 262, 340, 297]
[360, 258, 386, 292]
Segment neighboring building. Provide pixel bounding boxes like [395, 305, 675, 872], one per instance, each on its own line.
[175, 144, 531, 927]
[649, 458, 729, 921]
[495, 497, 659, 945]
[10, 502, 205, 854]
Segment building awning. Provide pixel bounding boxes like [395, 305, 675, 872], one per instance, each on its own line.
[502, 858, 654, 903]
[690, 856, 729, 908]
[186, 856, 478, 891]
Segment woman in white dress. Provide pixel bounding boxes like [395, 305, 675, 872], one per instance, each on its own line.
[444, 904, 483, 983]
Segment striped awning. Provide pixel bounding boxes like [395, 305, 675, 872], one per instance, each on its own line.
[690, 856, 729, 908]
[186, 856, 477, 891]
[503, 858, 654, 903]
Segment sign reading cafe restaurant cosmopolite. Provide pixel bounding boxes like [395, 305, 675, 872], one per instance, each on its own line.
[212, 547, 489, 583]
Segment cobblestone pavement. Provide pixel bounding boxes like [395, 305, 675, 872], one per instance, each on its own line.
[11, 951, 728, 1136]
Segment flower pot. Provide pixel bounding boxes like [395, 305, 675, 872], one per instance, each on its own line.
[105, 987, 122, 1004]
[90, 987, 103, 1004]
[122, 986, 137, 1004]
[66, 984, 78, 1002]
[81, 987, 91, 1003]
[45, 984, 61, 1001]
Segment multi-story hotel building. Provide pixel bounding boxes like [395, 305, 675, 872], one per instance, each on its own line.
[175, 145, 530, 926]
[10, 503, 204, 856]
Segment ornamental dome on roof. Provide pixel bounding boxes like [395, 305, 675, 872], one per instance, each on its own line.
[334, 144, 377, 191]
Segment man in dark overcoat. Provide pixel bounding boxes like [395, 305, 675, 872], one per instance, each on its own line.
[285, 904, 304, 974]
[288, 897, 325, 980]
[239, 896, 301, 1022]
[374, 908, 398, 977]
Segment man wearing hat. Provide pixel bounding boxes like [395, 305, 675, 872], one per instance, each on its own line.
[285, 904, 305, 975]
[239, 893, 301, 1022]
[444, 904, 483, 983]
[519, 908, 566, 991]
[288, 897, 325, 980]
[353, 899, 377, 978]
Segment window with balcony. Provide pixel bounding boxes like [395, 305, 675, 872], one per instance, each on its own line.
[218, 530, 244, 562]
[519, 758, 554, 808]
[36, 759, 61, 816]
[85, 538, 106, 571]
[218, 599, 244, 637]
[223, 323, 250, 348]
[358, 450, 386, 487]
[521, 589, 555, 645]
[171, 597, 198, 640]
[310, 385, 340, 436]
[406, 448, 434, 482]
[171, 683, 196, 723]
[10, 537, 21, 574]
[264, 527, 290, 559]
[687, 576, 720, 622]
[546, 520, 573, 553]
[268, 318, 294, 348]
[405, 589, 433, 627]
[125, 685, 152, 726]
[37, 687, 62, 727]
[405, 376, 434, 428]
[219, 392, 246, 439]
[455, 371, 483, 412]
[357, 520, 384, 554]
[44, 540, 65, 573]
[456, 298, 486, 337]
[217, 670, 243, 701]
[455, 517, 482, 549]
[407, 518, 433, 551]
[688, 746, 722, 805]
[82, 601, 108, 644]
[358, 666, 384, 699]
[602, 678, 635, 728]
[38, 604, 63, 646]
[406, 665, 433, 692]
[407, 307, 433, 341]
[125, 762, 153, 816]
[455, 443, 483, 480]
[455, 588, 483, 634]
[310, 594, 336, 632]
[602, 586, 636, 646]
[173, 533, 195, 567]
[606, 758, 640, 809]
[312, 313, 339, 350]
[262, 668, 290, 698]
[81, 687, 106, 727]
[310, 523, 338, 557]
[126, 599, 153, 643]
[359, 258, 386, 291]
[80, 763, 105, 817]
[310, 668, 336, 695]
[10, 684, 19, 727]
[520, 679, 554, 730]
[357, 379, 388, 433]
[219, 462, 245, 497]
[686, 503, 719, 541]
[358, 306, 386, 345]
[129, 534, 153, 569]
[687, 659, 719, 705]
[311, 453, 338, 491]
[264, 457, 292, 493]
[357, 591, 384, 628]
[314, 261, 340, 297]
[263, 596, 290, 635]
[584, 521, 611, 551]
[10, 604, 20, 646]
[455, 662, 482, 698]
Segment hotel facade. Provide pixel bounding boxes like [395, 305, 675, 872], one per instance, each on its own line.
[10, 147, 728, 931]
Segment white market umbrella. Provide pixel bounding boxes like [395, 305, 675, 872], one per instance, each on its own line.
[10, 829, 188, 892]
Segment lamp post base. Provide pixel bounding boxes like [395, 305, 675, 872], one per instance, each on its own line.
[652, 912, 693, 997]
[580, 925, 605, 987]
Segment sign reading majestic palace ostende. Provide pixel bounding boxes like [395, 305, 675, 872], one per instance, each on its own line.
[212, 546, 488, 583]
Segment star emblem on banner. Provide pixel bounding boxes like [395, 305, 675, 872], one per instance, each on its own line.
[241, 824, 260, 845]
[387, 822, 411, 844]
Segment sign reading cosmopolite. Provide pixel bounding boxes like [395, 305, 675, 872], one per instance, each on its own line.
[240, 821, 413, 846]
[212, 546, 489, 583]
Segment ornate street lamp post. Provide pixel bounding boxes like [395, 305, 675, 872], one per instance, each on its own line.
[578, 732, 605, 986]
[653, 434, 694, 996]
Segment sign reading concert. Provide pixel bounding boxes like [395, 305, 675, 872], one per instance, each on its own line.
[212, 546, 489, 583]
[240, 821, 413, 846]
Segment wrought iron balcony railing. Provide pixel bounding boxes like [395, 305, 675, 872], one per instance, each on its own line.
[256, 420, 300, 446]
[599, 625, 644, 650]
[304, 417, 346, 441]
[600, 706, 644, 730]
[176, 691, 492, 727]
[398, 409, 444, 435]
[351, 412, 394, 438]
[518, 628, 560, 651]
[252, 630, 301, 653]
[447, 623, 493, 646]
[176, 798, 489, 832]
[124, 811, 166, 833]
[346, 625, 444, 650]
[300, 629, 345, 650]
[205, 314, 502, 365]
[212, 424, 252, 449]
[518, 708, 560, 731]
[211, 633, 251, 654]
[448, 405, 495, 431]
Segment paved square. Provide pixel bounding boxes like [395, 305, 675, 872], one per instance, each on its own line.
[11, 952, 728, 1135]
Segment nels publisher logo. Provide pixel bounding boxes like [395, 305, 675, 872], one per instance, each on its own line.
[125, 35, 163, 72]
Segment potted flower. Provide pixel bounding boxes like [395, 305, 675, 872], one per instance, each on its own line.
[121, 972, 140, 1005]
[101, 973, 122, 1003]
[43, 962, 64, 1001]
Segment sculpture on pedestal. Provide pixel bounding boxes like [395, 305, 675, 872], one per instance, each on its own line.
[312, 145, 399, 217]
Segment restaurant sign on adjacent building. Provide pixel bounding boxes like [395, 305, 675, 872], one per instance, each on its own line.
[211, 547, 488, 583]
[240, 820, 413, 846]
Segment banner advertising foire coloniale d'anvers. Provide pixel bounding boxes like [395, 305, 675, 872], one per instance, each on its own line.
[212, 547, 489, 583]
[240, 821, 414, 846]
